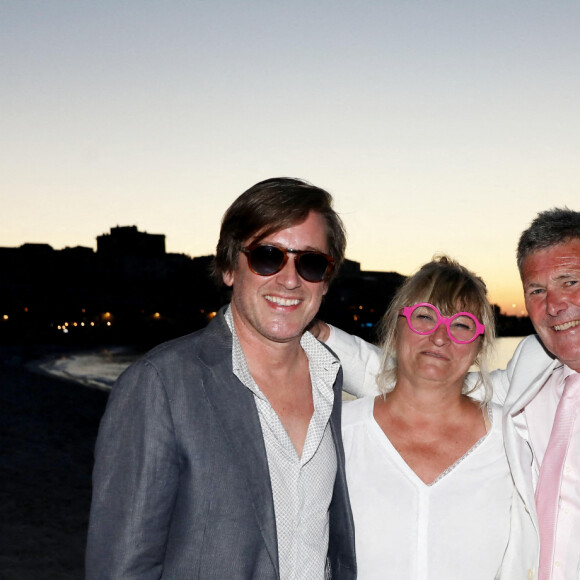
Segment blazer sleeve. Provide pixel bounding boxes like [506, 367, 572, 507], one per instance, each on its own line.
[325, 324, 381, 397]
[86, 359, 180, 580]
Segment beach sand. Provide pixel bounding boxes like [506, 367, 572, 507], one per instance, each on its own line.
[0, 347, 109, 580]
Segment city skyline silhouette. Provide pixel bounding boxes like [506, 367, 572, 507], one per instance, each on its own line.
[0, 223, 532, 346]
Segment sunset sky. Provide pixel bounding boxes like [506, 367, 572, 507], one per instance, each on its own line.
[2, 1, 579, 314]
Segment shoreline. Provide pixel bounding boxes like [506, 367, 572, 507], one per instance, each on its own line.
[26, 345, 141, 392]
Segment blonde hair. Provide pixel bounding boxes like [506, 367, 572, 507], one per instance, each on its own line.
[376, 255, 495, 402]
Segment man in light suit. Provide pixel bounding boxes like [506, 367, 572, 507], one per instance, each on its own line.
[491, 207, 580, 580]
[86, 177, 357, 579]
[325, 207, 580, 579]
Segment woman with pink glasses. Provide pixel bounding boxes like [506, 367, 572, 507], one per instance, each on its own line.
[341, 256, 513, 579]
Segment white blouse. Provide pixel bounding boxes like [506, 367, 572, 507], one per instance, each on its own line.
[342, 397, 513, 580]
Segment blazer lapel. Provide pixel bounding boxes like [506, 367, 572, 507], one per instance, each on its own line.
[327, 367, 357, 576]
[198, 313, 279, 575]
[503, 336, 559, 529]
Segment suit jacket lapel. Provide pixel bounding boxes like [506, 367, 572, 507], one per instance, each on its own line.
[198, 312, 279, 575]
[327, 367, 357, 575]
[504, 336, 559, 526]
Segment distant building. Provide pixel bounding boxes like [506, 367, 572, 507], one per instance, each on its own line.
[97, 226, 165, 258]
[320, 259, 406, 342]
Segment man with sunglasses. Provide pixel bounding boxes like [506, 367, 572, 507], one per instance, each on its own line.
[86, 177, 356, 579]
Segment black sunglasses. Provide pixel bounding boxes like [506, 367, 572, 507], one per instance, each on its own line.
[241, 242, 335, 283]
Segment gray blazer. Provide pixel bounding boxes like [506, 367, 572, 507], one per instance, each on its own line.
[86, 309, 357, 579]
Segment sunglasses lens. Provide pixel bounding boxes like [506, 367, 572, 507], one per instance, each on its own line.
[248, 245, 285, 275]
[296, 252, 331, 282]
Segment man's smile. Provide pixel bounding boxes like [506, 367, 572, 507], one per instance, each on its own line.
[265, 295, 302, 307]
[553, 319, 580, 332]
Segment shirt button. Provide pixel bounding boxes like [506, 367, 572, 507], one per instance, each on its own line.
[555, 561, 561, 567]
[527, 569, 534, 579]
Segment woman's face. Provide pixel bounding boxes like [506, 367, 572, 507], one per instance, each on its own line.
[395, 304, 483, 389]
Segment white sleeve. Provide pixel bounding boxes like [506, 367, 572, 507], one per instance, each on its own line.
[466, 338, 526, 404]
[491, 335, 536, 402]
[486, 336, 533, 404]
[490, 367, 510, 404]
[325, 324, 381, 397]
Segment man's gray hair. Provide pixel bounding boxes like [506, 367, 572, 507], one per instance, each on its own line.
[517, 207, 580, 272]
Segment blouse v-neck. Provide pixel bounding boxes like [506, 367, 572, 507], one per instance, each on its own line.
[369, 399, 493, 487]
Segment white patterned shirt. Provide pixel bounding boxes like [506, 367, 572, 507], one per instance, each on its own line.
[225, 306, 339, 580]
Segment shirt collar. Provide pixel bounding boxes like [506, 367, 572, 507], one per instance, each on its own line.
[224, 304, 340, 403]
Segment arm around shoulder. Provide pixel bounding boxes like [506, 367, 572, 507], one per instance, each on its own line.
[325, 324, 381, 398]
